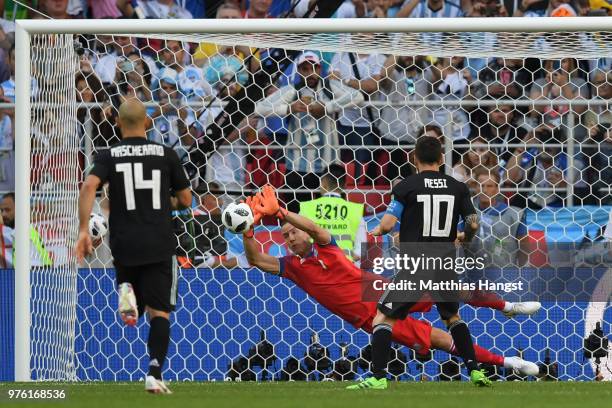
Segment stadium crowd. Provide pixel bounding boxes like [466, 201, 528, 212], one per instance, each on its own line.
[0, 0, 611, 266]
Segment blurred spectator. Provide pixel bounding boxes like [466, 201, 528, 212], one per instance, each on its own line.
[77, 57, 122, 147]
[0, 192, 52, 266]
[114, 56, 153, 101]
[513, 0, 548, 16]
[37, 0, 72, 18]
[585, 122, 612, 204]
[244, 0, 273, 17]
[588, 0, 612, 14]
[0, 44, 12, 100]
[452, 136, 498, 184]
[157, 39, 213, 102]
[0, 86, 13, 192]
[138, 0, 193, 18]
[471, 170, 528, 268]
[396, 0, 465, 18]
[193, 3, 259, 73]
[148, 67, 194, 154]
[528, 58, 588, 130]
[295, 0, 366, 17]
[255, 51, 363, 212]
[1, 45, 37, 102]
[506, 129, 586, 208]
[195, 182, 238, 267]
[0, 24, 13, 53]
[472, 58, 533, 99]
[88, 0, 125, 18]
[194, 53, 252, 198]
[0, 191, 12, 228]
[378, 55, 429, 182]
[547, 0, 579, 16]
[176, 182, 239, 268]
[474, 103, 527, 168]
[366, 0, 391, 16]
[0, 211, 12, 267]
[124, 53, 154, 101]
[330, 49, 385, 183]
[584, 69, 612, 129]
[94, 35, 158, 84]
[467, 0, 508, 16]
[424, 56, 471, 141]
[75, 70, 115, 148]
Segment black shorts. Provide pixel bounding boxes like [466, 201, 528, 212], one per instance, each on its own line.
[115, 257, 178, 317]
[377, 268, 459, 321]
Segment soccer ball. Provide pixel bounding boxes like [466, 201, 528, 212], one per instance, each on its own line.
[89, 213, 108, 239]
[222, 202, 254, 234]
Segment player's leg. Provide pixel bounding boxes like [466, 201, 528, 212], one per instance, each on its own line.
[115, 262, 141, 326]
[144, 306, 172, 394]
[437, 302, 491, 386]
[346, 309, 395, 389]
[141, 258, 177, 394]
[347, 300, 413, 390]
[461, 290, 541, 318]
[428, 327, 539, 376]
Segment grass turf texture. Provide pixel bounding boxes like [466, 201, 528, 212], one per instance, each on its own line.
[1, 381, 611, 408]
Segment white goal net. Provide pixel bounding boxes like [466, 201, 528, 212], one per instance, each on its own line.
[11, 18, 612, 382]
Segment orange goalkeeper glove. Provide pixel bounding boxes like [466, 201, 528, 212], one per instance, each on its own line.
[242, 195, 263, 238]
[244, 195, 263, 225]
[255, 185, 287, 220]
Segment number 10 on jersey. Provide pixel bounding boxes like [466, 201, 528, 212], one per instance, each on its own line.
[417, 194, 454, 237]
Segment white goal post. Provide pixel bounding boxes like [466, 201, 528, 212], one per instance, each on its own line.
[14, 17, 612, 382]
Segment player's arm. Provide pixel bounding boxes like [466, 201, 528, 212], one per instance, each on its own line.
[283, 211, 332, 246]
[168, 148, 193, 209]
[173, 188, 192, 210]
[243, 233, 280, 274]
[76, 150, 110, 261]
[459, 183, 479, 243]
[255, 185, 331, 245]
[370, 199, 402, 236]
[76, 174, 103, 261]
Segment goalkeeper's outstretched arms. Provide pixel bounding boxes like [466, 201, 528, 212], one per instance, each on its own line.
[254, 185, 331, 245]
[243, 232, 280, 275]
[242, 193, 280, 275]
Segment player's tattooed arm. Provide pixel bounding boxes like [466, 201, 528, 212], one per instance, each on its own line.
[463, 213, 480, 242]
[370, 214, 398, 236]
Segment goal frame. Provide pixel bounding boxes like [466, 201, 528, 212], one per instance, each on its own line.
[14, 16, 612, 382]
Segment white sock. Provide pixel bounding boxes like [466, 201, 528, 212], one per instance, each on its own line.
[502, 301, 514, 313]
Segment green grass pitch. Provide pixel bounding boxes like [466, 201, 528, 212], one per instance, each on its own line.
[1, 381, 611, 408]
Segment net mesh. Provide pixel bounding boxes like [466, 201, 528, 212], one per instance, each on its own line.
[140, 32, 612, 59]
[24, 28, 612, 381]
[30, 33, 80, 380]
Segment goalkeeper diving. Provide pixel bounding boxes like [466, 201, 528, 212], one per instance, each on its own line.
[241, 186, 539, 377]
